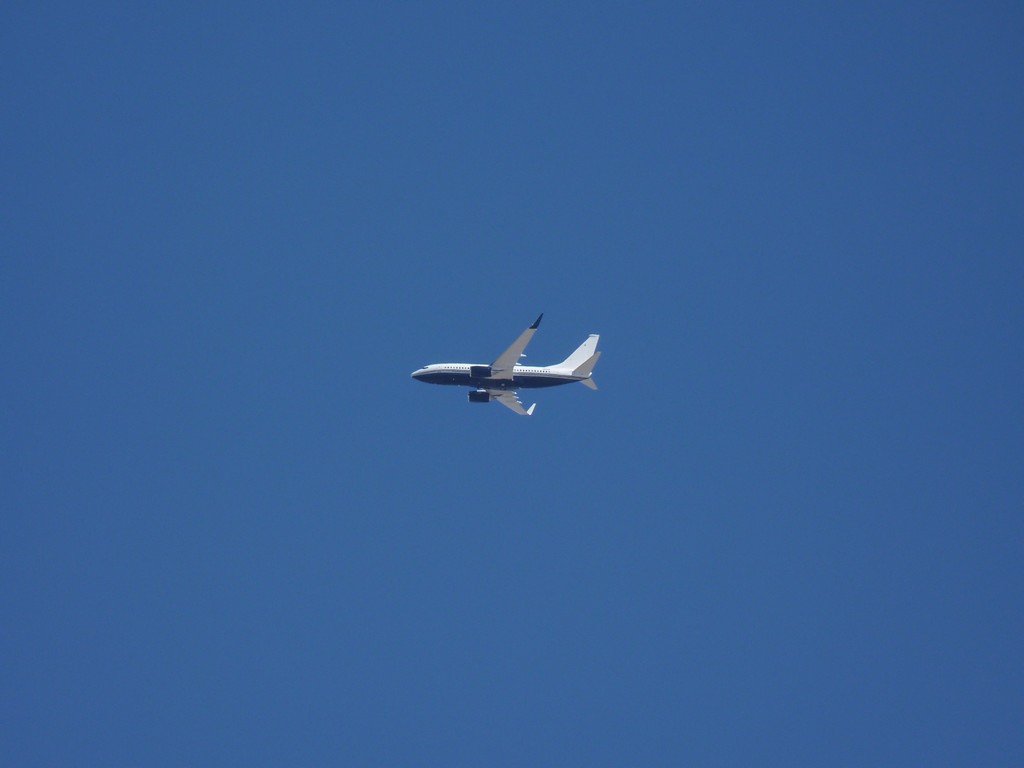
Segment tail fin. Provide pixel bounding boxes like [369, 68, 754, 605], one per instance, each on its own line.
[553, 334, 599, 372]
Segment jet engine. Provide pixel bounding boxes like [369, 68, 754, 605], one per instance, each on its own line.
[468, 390, 492, 403]
[469, 365, 492, 378]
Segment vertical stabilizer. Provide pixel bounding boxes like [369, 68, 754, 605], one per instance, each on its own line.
[551, 334, 599, 372]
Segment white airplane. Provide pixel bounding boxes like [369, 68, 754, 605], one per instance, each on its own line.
[411, 314, 600, 416]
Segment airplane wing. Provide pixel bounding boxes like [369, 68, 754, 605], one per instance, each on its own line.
[489, 314, 543, 379]
[491, 390, 537, 416]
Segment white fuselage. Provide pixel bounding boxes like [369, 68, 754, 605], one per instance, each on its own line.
[410, 363, 582, 390]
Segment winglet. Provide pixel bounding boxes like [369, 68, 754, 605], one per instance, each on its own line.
[530, 313, 543, 329]
[526, 403, 537, 416]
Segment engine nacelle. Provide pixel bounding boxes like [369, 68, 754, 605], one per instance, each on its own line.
[468, 390, 492, 404]
[469, 365, 492, 378]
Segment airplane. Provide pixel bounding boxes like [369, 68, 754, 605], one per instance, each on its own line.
[410, 314, 600, 416]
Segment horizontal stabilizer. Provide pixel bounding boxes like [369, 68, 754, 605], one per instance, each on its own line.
[572, 351, 601, 378]
[580, 377, 598, 390]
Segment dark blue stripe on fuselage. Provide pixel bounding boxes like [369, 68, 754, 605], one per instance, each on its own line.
[414, 372, 573, 389]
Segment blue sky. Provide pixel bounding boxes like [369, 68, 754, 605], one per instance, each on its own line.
[3, 3, 1022, 765]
